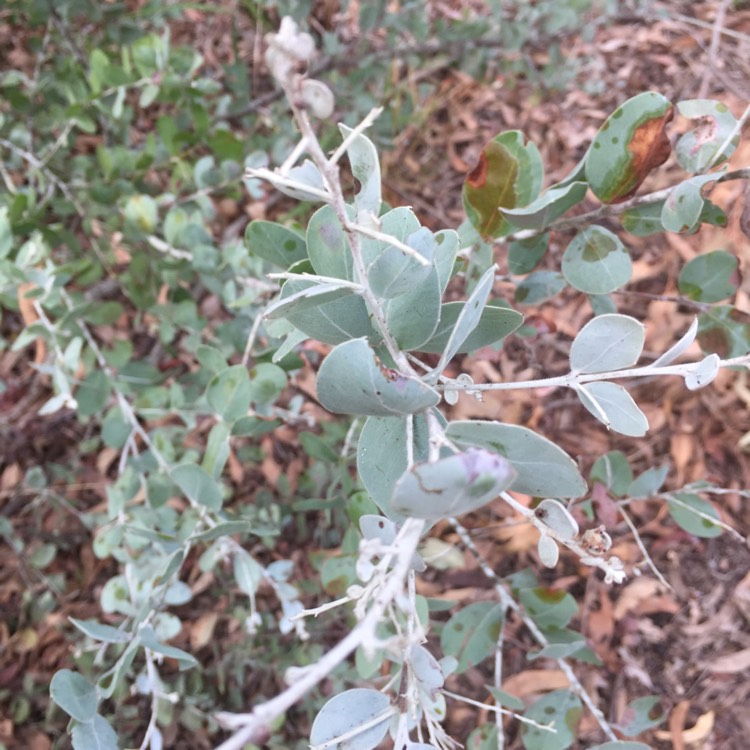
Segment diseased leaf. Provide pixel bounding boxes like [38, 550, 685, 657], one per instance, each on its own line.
[667, 492, 722, 537]
[306, 203, 355, 280]
[697, 306, 750, 357]
[441, 601, 504, 673]
[521, 689, 582, 750]
[676, 99, 738, 172]
[339, 124, 381, 218]
[463, 131, 543, 238]
[661, 172, 723, 233]
[244, 220, 307, 267]
[678, 250, 739, 302]
[585, 92, 674, 204]
[562, 226, 632, 294]
[620, 200, 666, 236]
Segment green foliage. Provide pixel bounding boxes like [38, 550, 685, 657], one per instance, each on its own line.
[1, 4, 746, 750]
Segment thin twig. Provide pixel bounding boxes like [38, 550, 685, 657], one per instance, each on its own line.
[618, 506, 673, 590]
[450, 519, 619, 743]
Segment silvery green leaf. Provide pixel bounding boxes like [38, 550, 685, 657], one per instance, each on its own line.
[410, 644, 444, 696]
[306, 203, 355, 280]
[502, 181, 587, 230]
[652, 318, 697, 366]
[420, 303, 523, 355]
[562, 225, 632, 295]
[577, 382, 649, 436]
[280, 278, 374, 345]
[661, 172, 723, 234]
[265, 281, 358, 320]
[276, 159, 328, 202]
[300, 78, 334, 118]
[684, 353, 720, 390]
[357, 414, 433, 520]
[676, 99, 738, 172]
[71, 714, 119, 750]
[317, 338, 440, 416]
[50, 670, 98, 722]
[368, 226, 435, 299]
[69, 618, 131, 644]
[446, 421, 587, 498]
[434, 229, 459, 294]
[433, 264, 496, 375]
[570, 314, 645, 373]
[383, 266, 442, 350]
[339, 124, 381, 218]
[138, 625, 198, 671]
[392, 448, 516, 520]
[535, 498, 579, 540]
[361, 207, 419, 267]
[537, 534, 559, 568]
[310, 689, 391, 750]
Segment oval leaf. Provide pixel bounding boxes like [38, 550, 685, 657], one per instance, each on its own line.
[50, 670, 98, 722]
[357, 414, 433, 520]
[391, 448, 516, 520]
[661, 172, 722, 234]
[71, 714, 119, 750]
[676, 98, 738, 172]
[570, 314, 644, 373]
[678, 249, 738, 302]
[667, 492, 722, 537]
[446, 421, 587, 498]
[307, 203, 355, 280]
[280, 277, 375, 345]
[502, 181, 587, 230]
[420, 303, 523, 355]
[585, 91, 674, 204]
[171, 463, 223, 510]
[310, 688, 391, 750]
[339, 124, 381, 218]
[535, 498, 579, 540]
[244, 220, 307, 268]
[576, 382, 649, 437]
[433, 264, 496, 375]
[521, 689, 582, 750]
[537, 534, 559, 568]
[440, 601, 505, 673]
[206, 365, 251, 421]
[562, 225, 632, 294]
[317, 339, 440, 417]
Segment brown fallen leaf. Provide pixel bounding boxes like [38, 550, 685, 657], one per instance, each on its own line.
[17, 282, 46, 364]
[613, 577, 678, 620]
[501, 668, 569, 698]
[708, 647, 750, 674]
[655, 710, 714, 746]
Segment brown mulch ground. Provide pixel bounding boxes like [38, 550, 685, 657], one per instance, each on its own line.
[1, 1, 750, 749]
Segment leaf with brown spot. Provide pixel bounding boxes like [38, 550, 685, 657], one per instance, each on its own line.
[585, 91, 674, 204]
[463, 140, 518, 238]
[463, 131, 544, 239]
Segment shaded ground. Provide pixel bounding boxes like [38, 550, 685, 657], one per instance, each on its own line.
[1, 1, 750, 748]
